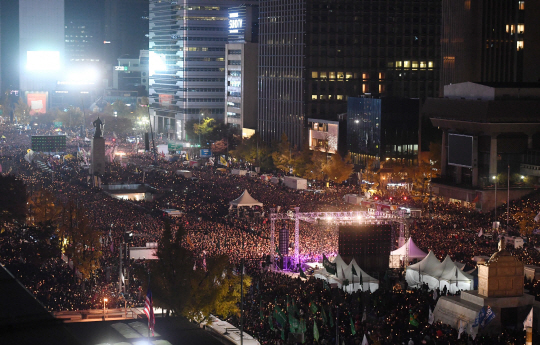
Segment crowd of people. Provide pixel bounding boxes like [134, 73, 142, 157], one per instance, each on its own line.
[1, 121, 540, 344]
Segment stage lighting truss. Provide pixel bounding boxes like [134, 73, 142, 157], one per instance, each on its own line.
[269, 208, 406, 267]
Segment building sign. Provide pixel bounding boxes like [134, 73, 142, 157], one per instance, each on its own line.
[229, 18, 243, 32]
[200, 149, 211, 158]
[115, 66, 128, 71]
[26, 92, 48, 115]
[229, 12, 244, 35]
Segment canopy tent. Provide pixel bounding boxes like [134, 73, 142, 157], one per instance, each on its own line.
[404, 250, 442, 290]
[437, 255, 474, 293]
[229, 189, 263, 208]
[389, 237, 428, 267]
[314, 255, 379, 292]
[405, 252, 474, 292]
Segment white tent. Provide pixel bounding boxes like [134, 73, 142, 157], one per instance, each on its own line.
[389, 237, 427, 267]
[405, 250, 442, 290]
[229, 190, 263, 208]
[314, 255, 379, 292]
[437, 255, 474, 293]
[405, 252, 474, 292]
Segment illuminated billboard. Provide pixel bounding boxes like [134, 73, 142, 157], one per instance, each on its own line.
[26, 51, 60, 71]
[26, 92, 48, 115]
[159, 94, 173, 107]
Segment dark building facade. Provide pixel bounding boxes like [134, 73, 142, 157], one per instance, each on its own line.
[441, 0, 540, 89]
[347, 96, 420, 167]
[259, 0, 441, 148]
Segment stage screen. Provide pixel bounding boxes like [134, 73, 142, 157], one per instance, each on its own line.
[338, 224, 392, 274]
[448, 133, 473, 168]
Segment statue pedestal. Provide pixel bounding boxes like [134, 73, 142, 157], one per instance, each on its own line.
[91, 137, 105, 175]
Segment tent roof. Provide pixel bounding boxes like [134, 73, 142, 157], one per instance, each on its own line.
[347, 259, 379, 283]
[407, 250, 442, 276]
[229, 189, 263, 207]
[438, 255, 474, 282]
[390, 237, 428, 259]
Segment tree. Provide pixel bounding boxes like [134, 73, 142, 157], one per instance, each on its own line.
[14, 98, 31, 124]
[272, 133, 293, 173]
[211, 139, 228, 157]
[64, 203, 101, 280]
[323, 152, 354, 184]
[292, 143, 313, 177]
[304, 151, 327, 181]
[0, 175, 27, 225]
[55, 107, 83, 128]
[27, 189, 62, 226]
[0, 90, 13, 122]
[194, 117, 216, 146]
[144, 221, 249, 322]
[515, 207, 536, 236]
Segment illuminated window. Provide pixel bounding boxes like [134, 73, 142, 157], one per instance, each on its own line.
[518, 24, 524, 34]
[403, 61, 411, 68]
[519, 1, 525, 10]
[379, 72, 385, 80]
[395, 61, 402, 68]
[420, 61, 427, 69]
[311, 72, 318, 78]
[517, 41, 524, 50]
[320, 72, 327, 79]
[362, 84, 367, 93]
[329, 72, 336, 79]
[412, 61, 418, 70]
[464, 0, 471, 10]
[362, 73, 369, 80]
[506, 25, 515, 34]
[337, 95, 343, 100]
[320, 95, 327, 100]
[337, 72, 344, 79]
[379, 84, 385, 93]
[312, 95, 318, 100]
[428, 61, 434, 69]
[346, 72, 353, 79]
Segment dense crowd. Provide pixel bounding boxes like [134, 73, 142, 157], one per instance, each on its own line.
[1, 122, 540, 344]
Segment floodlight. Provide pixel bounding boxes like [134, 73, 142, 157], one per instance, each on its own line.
[26, 51, 60, 71]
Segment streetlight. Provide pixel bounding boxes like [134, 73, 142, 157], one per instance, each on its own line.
[493, 175, 497, 228]
[103, 297, 108, 319]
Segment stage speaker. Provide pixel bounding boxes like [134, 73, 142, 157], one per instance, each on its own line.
[338, 224, 392, 274]
[279, 227, 289, 256]
[144, 132, 150, 151]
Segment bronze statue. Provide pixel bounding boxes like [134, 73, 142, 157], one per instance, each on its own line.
[93, 117, 103, 138]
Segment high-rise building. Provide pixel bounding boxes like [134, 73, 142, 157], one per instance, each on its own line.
[19, 0, 64, 93]
[224, 4, 259, 134]
[258, 0, 441, 148]
[441, 0, 540, 88]
[64, 19, 102, 64]
[149, 0, 235, 140]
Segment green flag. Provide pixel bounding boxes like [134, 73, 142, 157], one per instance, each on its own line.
[323, 254, 337, 275]
[313, 320, 320, 341]
[281, 327, 286, 340]
[351, 264, 358, 276]
[275, 305, 287, 325]
[269, 314, 274, 330]
[310, 300, 318, 314]
[289, 313, 299, 332]
[350, 317, 356, 335]
[300, 267, 307, 279]
[329, 308, 334, 327]
[409, 311, 419, 327]
[321, 306, 328, 325]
